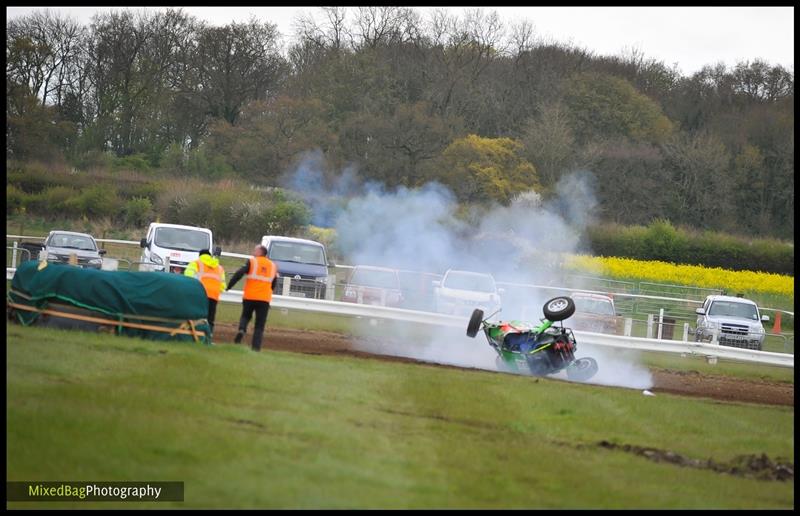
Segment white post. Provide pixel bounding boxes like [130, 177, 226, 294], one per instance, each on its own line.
[325, 276, 335, 301]
[646, 314, 654, 339]
[657, 308, 664, 340]
[624, 317, 632, 337]
[682, 322, 689, 342]
[12, 241, 18, 268]
[380, 288, 387, 306]
[282, 277, 291, 296]
[357, 288, 363, 304]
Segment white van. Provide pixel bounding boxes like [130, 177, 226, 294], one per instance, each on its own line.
[139, 223, 219, 273]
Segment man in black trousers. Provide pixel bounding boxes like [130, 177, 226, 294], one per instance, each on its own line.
[226, 245, 278, 351]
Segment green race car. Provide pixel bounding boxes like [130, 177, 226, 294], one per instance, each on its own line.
[466, 296, 599, 381]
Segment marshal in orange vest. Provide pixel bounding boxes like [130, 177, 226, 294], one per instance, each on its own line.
[243, 255, 277, 302]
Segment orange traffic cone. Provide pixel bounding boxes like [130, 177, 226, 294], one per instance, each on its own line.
[772, 311, 782, 334]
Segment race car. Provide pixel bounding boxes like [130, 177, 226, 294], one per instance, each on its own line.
[466, 296, 598, 381]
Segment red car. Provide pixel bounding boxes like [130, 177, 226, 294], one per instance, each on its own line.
[342, 266, 404, 307]
[569, 292, 623, 335]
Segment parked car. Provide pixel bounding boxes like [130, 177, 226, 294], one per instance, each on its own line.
[434, 269, 502, 316]
[398, 269, 442, 311]
[261, 236, 329, 298]
[569, 292, 623, 335]
[342, 266, 403, 307]
[140, 223, 219, 274]
[695, 294, 768, 350]
[39, 230, 106, 269]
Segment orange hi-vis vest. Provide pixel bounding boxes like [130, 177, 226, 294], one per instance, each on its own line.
[196, 260, 225, 301]
[243, 256, 276, 302]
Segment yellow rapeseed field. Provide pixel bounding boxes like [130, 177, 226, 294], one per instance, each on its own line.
[564, 255, 794, 297]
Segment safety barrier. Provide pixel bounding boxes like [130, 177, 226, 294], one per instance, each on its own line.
[7, 265, 793, 368]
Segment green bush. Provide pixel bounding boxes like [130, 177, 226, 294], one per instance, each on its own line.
[123, 197, 155, 227]
[24, 186, 80, 218]
[7, 163, 57, 194]
[63, 185, 120, 220]
[71, 150, 115, 171]
[112, 153, 152, 173]
[7, 184, 26, 215]
[586, 221, 794, 275]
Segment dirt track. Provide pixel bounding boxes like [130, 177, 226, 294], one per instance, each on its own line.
[213, 324, 794, 407]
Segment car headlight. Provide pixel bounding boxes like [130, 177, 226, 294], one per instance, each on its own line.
[88, 258, 102, 265]
[150, 254, 164, 265]
[703, 321, 720, 330]
[752, 326, 765, 334]
[46, 254, 60, 261]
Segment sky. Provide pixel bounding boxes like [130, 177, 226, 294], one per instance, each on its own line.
[6, 6, 794, 76]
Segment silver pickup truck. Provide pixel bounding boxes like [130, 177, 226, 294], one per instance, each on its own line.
[695, 294, 769, 350]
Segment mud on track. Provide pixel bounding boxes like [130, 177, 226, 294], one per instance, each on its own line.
[213, 324, 794, 407]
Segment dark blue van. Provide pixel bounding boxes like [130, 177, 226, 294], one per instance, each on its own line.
[260, 236, 329, 299]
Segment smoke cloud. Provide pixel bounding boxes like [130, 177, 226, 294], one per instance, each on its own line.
[286, 150, 652, 390]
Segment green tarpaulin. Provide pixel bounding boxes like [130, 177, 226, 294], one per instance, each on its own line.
[8, 260, 211, 344]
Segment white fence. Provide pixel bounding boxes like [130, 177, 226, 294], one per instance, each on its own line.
[7, 265, 793, 368]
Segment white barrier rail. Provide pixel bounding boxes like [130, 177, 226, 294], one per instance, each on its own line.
[7, 266, 793, 368]
[221, 289, 467, 328]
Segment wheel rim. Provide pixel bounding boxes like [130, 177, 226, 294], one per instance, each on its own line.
[548, 299, 568, 312]
[573, 359, 590, 371]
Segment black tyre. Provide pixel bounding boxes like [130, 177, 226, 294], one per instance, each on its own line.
[466, 309, 484, 338]
[543, 296, 576, 322]
[566, 357, 598, 382]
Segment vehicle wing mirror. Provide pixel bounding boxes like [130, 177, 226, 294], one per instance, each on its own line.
[213, 246, 222, 256]
[695, 308, 706, 315]
[761, 314, 770, 322]
[140, 238, 147, 248]
[99, 249, 107, 255]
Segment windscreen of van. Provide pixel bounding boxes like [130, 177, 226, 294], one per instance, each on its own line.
[154, 228, 210, 252]
[269, 242, 326, 265]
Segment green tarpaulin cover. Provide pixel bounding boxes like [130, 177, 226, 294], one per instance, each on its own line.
[8, 260, 211, 344]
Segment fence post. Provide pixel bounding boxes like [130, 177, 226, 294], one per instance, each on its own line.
[282, 277, 291, 296]
[646, 314, 654, 339]
[706, 328, 719, 364]
[325, 276, 335, 301]
[624, 317, 632, 337]
[657, 308, 664, 340]
[682, 322, 689, 342]
[12, 242, 18, 268]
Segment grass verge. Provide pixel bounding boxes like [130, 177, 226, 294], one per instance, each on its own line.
[7, 325, 794, 509]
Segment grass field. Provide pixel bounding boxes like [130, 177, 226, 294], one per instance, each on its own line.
[6, 325, 794, 509]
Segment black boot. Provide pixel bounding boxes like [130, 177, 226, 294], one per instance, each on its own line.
[234, 331, 244, 344]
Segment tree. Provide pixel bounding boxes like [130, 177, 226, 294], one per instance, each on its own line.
[436, 134, 539, 204]
[340, 101, 459, 187]
[661, 132, 732, 230]
[564, 72, 674, 144]
[188, 18, 287, 125]
[518, 102, 577, 187]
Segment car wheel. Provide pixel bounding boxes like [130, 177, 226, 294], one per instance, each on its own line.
[466, 309, 484, 338]
[543, 296, 576, 322]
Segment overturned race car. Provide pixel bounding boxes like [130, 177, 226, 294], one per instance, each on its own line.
[466, 296, 599, 382]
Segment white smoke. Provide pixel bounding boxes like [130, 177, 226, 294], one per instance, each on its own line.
[286, 150, 652, 390]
